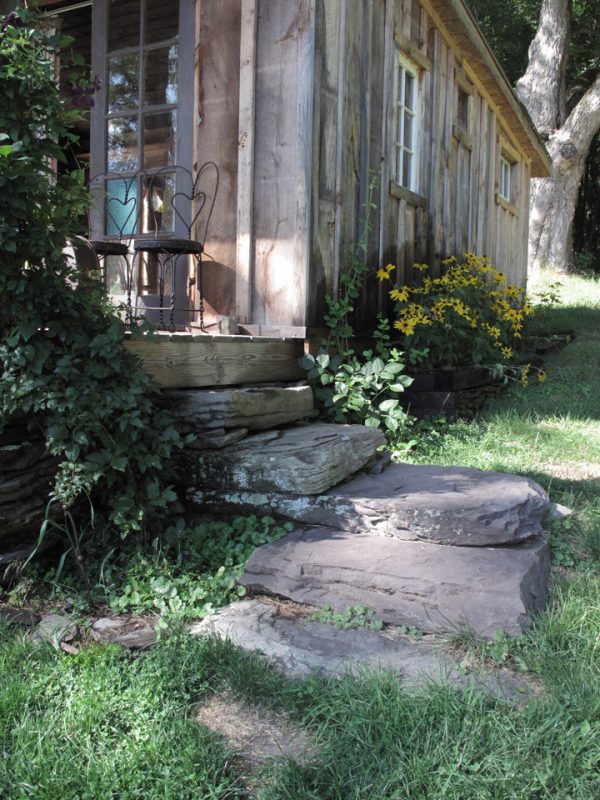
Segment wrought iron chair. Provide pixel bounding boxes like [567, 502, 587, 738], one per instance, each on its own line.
[88, 172, 141, 323]
[132, 162, 219, 332]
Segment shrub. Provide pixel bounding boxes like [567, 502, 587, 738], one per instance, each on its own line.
[0, 9, 183, 535]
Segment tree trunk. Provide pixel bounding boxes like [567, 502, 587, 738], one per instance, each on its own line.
[516, 0, 600, 274]
[525, 74, 600, 274]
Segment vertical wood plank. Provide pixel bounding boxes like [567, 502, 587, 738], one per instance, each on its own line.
[196, 0, 242, 322]
[235, 0, 257, 323]
[252, 0, 315, 325]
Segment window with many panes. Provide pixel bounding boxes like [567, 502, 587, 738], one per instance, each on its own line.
[394, 55, 419, 191]
[89, 0, 195, 300]
[90, 0, 194, 239]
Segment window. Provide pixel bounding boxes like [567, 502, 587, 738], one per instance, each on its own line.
[499, 154, 512, 202]
[89, 0, 195, 305]
[394, 56, 419, 191]
[457, 86, 469, 130]
[90, 0, 194, 241]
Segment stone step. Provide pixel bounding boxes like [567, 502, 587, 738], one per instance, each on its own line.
[189, 462, 549, 547]
[238, 527, 550, 638]
[163, 384, 313, 434]
[192, 599, 535, 702]
[188, 423, 386, 495]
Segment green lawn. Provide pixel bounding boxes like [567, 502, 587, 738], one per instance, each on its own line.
[2, 271, 600, 799]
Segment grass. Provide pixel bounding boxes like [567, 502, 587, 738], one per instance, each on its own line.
[2, 270, 600, 798]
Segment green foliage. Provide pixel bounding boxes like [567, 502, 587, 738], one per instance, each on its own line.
[301, 337, 414, 441]
[323, 175, 378, 353]
[302, 177, 416, 447]
[308, 604, 384, 631]
[0, 11, 183, 535]
[43, 515, 292, 620]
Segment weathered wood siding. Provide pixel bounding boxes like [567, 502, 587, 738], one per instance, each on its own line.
[308, 0, 532, 326]
[195, 0, 535, 329]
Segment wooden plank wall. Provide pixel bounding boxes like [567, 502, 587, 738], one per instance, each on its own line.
[307, 0, 532, 328]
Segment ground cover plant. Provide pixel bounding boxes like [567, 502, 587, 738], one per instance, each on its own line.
[2, 271, 600, 798]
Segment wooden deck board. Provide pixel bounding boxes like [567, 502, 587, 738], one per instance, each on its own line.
[125, 333, 305, 388]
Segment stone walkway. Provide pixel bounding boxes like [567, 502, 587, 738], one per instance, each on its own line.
[192, 598, 536, 705]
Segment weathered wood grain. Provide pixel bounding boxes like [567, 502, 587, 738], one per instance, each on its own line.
[125, 335, 305, 388]
[235, 0, 257, 324]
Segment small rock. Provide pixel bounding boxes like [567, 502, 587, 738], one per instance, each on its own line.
[32, 614, 78, 645]
[546, 502, 573, 522]
[91, 617, 157, 649]
[0, 606, 40, 627]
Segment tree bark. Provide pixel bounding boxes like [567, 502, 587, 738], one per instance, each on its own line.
[527, 75, 600, 273]
[516, 0, 600, 274]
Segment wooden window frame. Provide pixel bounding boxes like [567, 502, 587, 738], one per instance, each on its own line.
[393, 53, 420, 193]
[89, 0, 196, 240]
[495, 135, 521, 214]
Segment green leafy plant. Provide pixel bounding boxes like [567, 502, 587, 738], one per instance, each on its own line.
[308, 604, 384, 631]
[40, 515, 293, 620]
[0, 9, 183, 536]
[378, 252, 534, 370]
[301, 341, 413, 439]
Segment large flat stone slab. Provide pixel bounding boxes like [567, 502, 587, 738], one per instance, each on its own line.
[163, 384, 313, 432]
[238, 528, 550, 638]
[193, 424, 386, 495]
[189, 463, 548, 546]
[192, 600, 535, 702]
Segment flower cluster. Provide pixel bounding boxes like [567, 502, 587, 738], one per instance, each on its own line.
[378, 253, 534, 370]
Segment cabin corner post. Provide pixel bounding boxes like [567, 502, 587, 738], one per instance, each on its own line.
[235, 0, 257, 324]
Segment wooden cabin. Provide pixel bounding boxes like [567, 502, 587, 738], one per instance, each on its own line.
[45, 0, 550, 347]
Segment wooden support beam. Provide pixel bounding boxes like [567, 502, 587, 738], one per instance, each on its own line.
[235, 0, 257, 323]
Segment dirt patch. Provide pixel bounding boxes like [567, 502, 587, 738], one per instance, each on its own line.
[196, 691, 315, 786]
[543, 461, 600, 481]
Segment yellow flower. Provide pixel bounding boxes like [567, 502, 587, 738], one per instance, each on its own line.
[537, 369, 547, 383]
[520, 366, 529, 387]
[501, 346, 513, 360]
[376, 267, 392, 282]
[389, 287, 409, 302]
[394, 318, 417, 335]
[413, 262, 429, 272]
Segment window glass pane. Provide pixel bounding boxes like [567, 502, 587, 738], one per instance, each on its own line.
[398, 67, 404, 104]
[107, 116, 138, 172]
[457, 88, 469, 128]
[145, 0, 179, 44]
[143, 112, 177, 169]
[403, 112, 413, 150]
[105, 254, 130, 295]
[403, 151, 412, 189]
[108, 0, 140, 51]
[107, 53, 139, 113]
[142, 173, 176, 233]
[105, 178, 139, 236]
[144, 46, 178, 106]
[404, 72, 415, 110]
